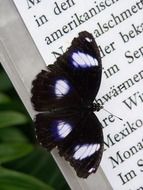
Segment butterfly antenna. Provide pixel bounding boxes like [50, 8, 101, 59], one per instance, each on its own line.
[102, 108, 123, 121]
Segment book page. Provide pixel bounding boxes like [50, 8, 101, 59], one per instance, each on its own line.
[12, 0, 143, 189]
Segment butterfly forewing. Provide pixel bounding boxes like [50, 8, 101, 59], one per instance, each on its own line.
[55, 31, 102, 103]
[58, 112, 103, 178]
[31, 31, 103, 178]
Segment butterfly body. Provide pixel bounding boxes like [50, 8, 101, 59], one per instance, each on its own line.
[31, 31, 103, 178]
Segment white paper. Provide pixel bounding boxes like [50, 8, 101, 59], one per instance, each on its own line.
[12, 0, 143, 189]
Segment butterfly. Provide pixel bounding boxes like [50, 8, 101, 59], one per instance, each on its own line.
[31, 31, 103, 178]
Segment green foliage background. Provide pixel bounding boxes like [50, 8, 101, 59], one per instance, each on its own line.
[0, 64, 70, 190]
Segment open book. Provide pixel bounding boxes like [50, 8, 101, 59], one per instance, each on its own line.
[0, 0, 143, 189]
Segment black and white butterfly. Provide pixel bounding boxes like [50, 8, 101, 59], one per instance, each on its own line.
[31, 31, 103, 178]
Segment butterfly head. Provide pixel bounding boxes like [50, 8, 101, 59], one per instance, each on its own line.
[85, 102, 102, 112]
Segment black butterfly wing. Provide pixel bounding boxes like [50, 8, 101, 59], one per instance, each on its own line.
[32, 31, 102, 111]
[35, 112, 80, 151]
[55, 31, 102, 103]
[35, 111, 103, 178]
[58, 112, 103, 178]
[31, 65, 81, 111]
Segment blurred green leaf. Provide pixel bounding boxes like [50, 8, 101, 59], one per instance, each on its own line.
[0, 99, 30, 114]
[0, 71, 12, 91]
[0, 93, 11, 104]
[7, 147, 70, 190]
[0, 111, 28, 128]
[0, 127, 28, 143]
[0, 143, 33, 164]
[0, 167, 54, 190]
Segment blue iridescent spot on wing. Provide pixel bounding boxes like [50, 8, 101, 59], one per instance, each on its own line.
[54, 79, 70, 97]
[52, 120, 72, 140]
[73, 143, 100, 160]
[71, 51, 98, 68]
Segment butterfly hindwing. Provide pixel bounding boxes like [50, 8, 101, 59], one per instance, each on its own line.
[35, 112, 79, 151]
[31, 65, 81, 111]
